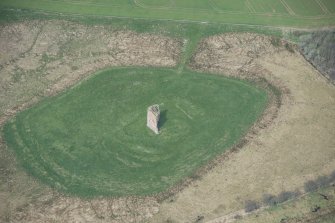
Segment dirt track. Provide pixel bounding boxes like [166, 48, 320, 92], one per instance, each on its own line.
[0, 21, 334, 223]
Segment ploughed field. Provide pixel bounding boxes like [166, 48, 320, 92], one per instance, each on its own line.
[3, 68, 267, 196]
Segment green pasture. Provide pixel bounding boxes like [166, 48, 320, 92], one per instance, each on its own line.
[3, 68, 267, 196]
[285, 0, 326, 16]
[0, 0, 334, 27]
[249, 0, 289, 14]
[210, 0, 250, 13]
[322, 0, 335, 13]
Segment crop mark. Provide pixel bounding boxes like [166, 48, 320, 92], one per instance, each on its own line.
[315, 0, 330, 14]
[176, 104, 193, 120]
[208, 0, 224, 13]
[245, 0, 256, 13]
[49, 0, 123, 7]
[133, 0, 174, 9]
[279, 0, 296, 16]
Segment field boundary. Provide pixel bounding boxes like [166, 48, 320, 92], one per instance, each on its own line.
[2, 8, 335, 32]
[206, 183, 335, 223]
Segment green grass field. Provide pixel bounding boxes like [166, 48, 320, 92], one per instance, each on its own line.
[3, 68, 267, 196]
[284, 0, 325, 16]
[0, 0, 335, 27]
[322, 0, 335, 13]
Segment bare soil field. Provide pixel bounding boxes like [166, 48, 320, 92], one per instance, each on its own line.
[1, 20, 334, 223]
[0, 20, 181, 223]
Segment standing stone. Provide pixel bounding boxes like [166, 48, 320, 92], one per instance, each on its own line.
[147, 104, 160, 134]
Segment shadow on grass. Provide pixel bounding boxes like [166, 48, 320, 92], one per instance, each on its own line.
[159, 110, 167, 129]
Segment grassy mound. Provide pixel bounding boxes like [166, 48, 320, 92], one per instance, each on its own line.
[3, 68, 267, 196]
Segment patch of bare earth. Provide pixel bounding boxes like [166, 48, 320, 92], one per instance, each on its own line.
[0, 20, 182, 223]
[149, 33, 335, 223]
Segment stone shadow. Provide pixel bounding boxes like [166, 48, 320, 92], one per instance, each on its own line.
[158, 110, 168, 129]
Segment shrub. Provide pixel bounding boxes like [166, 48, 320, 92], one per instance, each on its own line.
[315, 175, 330, 188]
[165, 218, 175, 223]
[311, 205, 321, 213]
[190, 173, 201, 181]
[262, 193, 277, 206]
[280, 217, 288, 223]
[234, 214, 242, 219]
[285, 43, 294, 53]
[276, 191, 299, 204]
[244, 200, 260, 213]
[270, 37, 281, 47]
[304, 180, 318, 192]
[195, 215, 204, 222]
[329, 170, 335, 183]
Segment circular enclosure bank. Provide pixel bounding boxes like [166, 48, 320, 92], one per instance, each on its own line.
[3, 67, 267, 196]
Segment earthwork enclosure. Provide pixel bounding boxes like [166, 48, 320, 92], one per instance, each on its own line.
[3, 68, 267, 196]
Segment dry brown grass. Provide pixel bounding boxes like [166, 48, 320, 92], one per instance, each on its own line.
[0, 20, 181, 223]
[0, 20, 181, 118]
[150, 33, 335, 223]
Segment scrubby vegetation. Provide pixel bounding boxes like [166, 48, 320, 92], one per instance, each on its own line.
[304, 172, 335, 193]
[298, 31, 335, 81]
[276, 191, 301, 203]
[244, 200, 260, 213]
